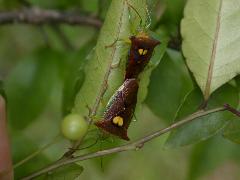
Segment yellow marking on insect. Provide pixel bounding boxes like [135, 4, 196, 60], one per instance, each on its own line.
[138, 48, 148, 55]
[138, 48, 144, 55]
[143, 49, 148, 55]
[113, 116, 124, 127]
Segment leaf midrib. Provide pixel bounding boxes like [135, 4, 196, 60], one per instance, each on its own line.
[90, 0, 127, 118]
[204, 0, 223, 100]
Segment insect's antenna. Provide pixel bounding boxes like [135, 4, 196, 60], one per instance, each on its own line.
[126, 1, 143, 28]
[77, 137, 100, 151]
[145, 4, 152, 29]
[99, 134, 104, 171]
[133, 112, 139, 122]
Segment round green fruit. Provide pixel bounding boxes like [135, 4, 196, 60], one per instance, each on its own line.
[61, 114, 88, 141]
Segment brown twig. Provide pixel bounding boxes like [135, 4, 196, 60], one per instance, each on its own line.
[0, 7, 182, 51]
[0, 7, 102, 28]
[21, 106, 227, 180]
[224, 104, 240, 117]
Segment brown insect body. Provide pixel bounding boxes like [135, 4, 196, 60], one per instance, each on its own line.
[95, 32, 160, 141]
[125, 32, 160, 80]
[95, 79, 139, 140]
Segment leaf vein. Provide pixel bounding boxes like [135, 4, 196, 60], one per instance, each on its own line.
[204, 0, 223, 99]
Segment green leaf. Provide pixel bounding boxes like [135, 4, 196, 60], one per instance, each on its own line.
[0, 0, 21, 9]
[12, 133, 50, 179]
[181, 0, 240, 99]
[6, 49, 62, 130]
[165, 84, 239, 147]
[45, 164, 83, 180]
[188, 136, 240, 180]
[62, 41, 95, 116]
[146, 50, 193, 122]
[158, 0, 186, 27]
[223, 117, 240, 144]
[72, 0, 147, 118]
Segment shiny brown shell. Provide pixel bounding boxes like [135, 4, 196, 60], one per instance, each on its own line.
[95, 79, 139, 140]
[125, 33, 160, 79]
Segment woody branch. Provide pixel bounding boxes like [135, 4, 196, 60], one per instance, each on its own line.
[0, 7, 102, 28]
[0, 7, 181, 50]
[22, 105, 239, 180]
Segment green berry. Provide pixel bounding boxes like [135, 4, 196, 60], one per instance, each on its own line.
[61, 114, 88, 141]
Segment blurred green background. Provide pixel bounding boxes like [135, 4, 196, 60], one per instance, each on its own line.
[1, 0, 240, 179]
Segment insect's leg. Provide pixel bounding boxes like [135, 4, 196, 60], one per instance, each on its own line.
[105, 39, 130, 69]
[110, 55, 127, 70]
[99, 134, 105, 171]
[86, 104, 92, 116]
[69, 136, 99, 151]
[86, 104, 100, 122]
[133, 112, 139, 122]
[126, 0, 143, 29]
[145, 4, 151, 29]
[105, 38, 131, 48]
[105, 39, 118, 48]
[88, 115, 100, 122]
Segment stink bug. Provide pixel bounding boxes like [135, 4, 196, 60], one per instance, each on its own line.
[95, 79, 139, 140]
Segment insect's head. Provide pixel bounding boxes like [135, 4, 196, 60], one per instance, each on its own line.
[129, 32, 160, 61]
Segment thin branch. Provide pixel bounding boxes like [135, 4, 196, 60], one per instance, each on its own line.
[21, 106, 227, 180]
[224, 104, 240, 117]
[13, 135, 61, 169]
[0, 7, 181, 51]
[50, 25, 75, 50]
[0, 7, 102, 28]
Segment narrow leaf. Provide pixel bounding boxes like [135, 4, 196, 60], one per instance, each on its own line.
[72, 0, 147, 117]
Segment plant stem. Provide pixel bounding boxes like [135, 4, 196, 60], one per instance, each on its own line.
[21, 106, 226, 180]
[0, 7, 102, 28]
